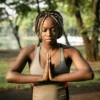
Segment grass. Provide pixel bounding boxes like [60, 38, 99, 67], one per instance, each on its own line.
[94, 73, 100, 80]
[0, 61, 30, 89]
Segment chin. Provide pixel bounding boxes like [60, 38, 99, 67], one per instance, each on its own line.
[44, 39, 56, 45]
[47, 41, 56, 45]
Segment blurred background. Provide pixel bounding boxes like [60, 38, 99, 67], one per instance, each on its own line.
[0, 0, 99, 61]
[0, 0, 100, 100]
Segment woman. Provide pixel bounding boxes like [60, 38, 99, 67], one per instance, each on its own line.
[6, 10, 94, 100]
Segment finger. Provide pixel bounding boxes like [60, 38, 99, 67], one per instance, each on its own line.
[46, 54, 49, 64]
[44, 54, 49, 72]
[48, 54, 50, 59]
[46, 54, 50, 65]
[48, 54, 51, 66]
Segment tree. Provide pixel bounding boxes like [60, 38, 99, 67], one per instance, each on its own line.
[0, 0, 41, 49]
[72, 0, 100, 61]
[92, 0, 100, 60]
[36, 0, 41, 14]
[0, 0, 31, 48]
[56, 0, 100, 61]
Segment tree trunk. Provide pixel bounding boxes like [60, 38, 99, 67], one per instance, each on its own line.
[47, 0, 52, 9]
[36, 0, 41, 14]
[5, 9, 22, 49]
[9, 20, 22, 49]
[14, 25, 22, 49]
[82, 34, 96, 61]
[72, 0, 100, 61]
[92, 0, 100, 60]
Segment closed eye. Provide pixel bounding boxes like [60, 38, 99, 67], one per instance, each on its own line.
[51, 28, 56, 32]
[42, 28, 47, 32]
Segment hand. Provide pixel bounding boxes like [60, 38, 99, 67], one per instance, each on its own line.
[42, 54, 50, 81]
[49, 65, 53, 81]
[49, 56, 55, 81]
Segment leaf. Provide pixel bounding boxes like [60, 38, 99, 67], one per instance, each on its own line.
[15, 3, 32, 16]
[0, 0, 6, 3]
[7, 1, 19, 6]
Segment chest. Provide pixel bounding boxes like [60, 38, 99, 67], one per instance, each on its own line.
[30, 47, 71, 75]
[40, 49, 60, 69]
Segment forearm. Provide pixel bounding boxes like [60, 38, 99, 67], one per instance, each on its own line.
[52, 70, 94, 82]
[6, 72, 43, 84]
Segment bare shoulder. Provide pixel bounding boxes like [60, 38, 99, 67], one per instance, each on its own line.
[61, 44, 81, 58]
[62, 44, 89, 68]
[18, 44, 37, 58]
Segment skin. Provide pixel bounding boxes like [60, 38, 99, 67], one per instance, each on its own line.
[6, 17, 94, 85]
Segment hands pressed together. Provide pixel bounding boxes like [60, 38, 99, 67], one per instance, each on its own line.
[42, 54, 54, 81]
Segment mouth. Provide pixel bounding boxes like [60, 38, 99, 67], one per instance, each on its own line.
[46, 37, 53, 40]
[46, 38, 54, 41]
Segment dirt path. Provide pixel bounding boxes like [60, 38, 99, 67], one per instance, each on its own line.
[69, 83, 100, 100]
[0, 82, 100, 100]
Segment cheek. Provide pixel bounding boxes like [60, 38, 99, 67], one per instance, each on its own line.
[39, 32, 45, 39]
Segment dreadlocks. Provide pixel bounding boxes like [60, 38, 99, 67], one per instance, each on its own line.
[35, 10, 64, 41]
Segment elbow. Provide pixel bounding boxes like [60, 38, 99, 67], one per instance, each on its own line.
[6, 72, 14, 83]
[90, 71, 94, 80]
[87, 70, 94, 80]
[81, 69, 94, 81]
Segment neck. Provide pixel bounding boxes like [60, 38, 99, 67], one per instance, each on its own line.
[41, 43, 59, 51]
[41, 42, 59, 52]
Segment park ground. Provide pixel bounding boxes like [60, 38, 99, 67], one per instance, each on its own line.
[0, 49, 100, 100]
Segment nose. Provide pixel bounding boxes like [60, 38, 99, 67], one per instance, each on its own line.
[47, 30, 52, 36]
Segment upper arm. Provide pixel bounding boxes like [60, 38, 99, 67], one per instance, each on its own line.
[9, 48, 29, 73]
[67, 47, 91, 71]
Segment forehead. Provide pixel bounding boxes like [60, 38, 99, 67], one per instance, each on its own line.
[43, 17, 57, 27]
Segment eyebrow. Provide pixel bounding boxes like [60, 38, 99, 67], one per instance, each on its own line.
[42, 26, 55, 29]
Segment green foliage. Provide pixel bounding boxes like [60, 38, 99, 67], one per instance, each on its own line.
[0, 8, 4, 15]
[79, 28, 88, 35]
[0, 8, 7, 22]
[66, 5, 79, 16]
[0, 22, 12, 36]
[0, 0, 99, 41]
[79, 0, 92, 14]
[44, 0, 58, 10]
[7, 1, 19, 5]
[15, 4, 32, 16]
[0, 60, 30, 88]
[0, 0, 6, 3]
[15, 9, 37, 30]
[70, 80, 95, 87]
[56, 0, 96, 37]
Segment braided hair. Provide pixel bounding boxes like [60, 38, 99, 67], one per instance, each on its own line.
[35, 10, 64, 44]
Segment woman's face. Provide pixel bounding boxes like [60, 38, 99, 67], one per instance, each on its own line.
[40, 17, 58, 44]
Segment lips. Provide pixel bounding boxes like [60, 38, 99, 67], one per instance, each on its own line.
[46, 37, 54, 40]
